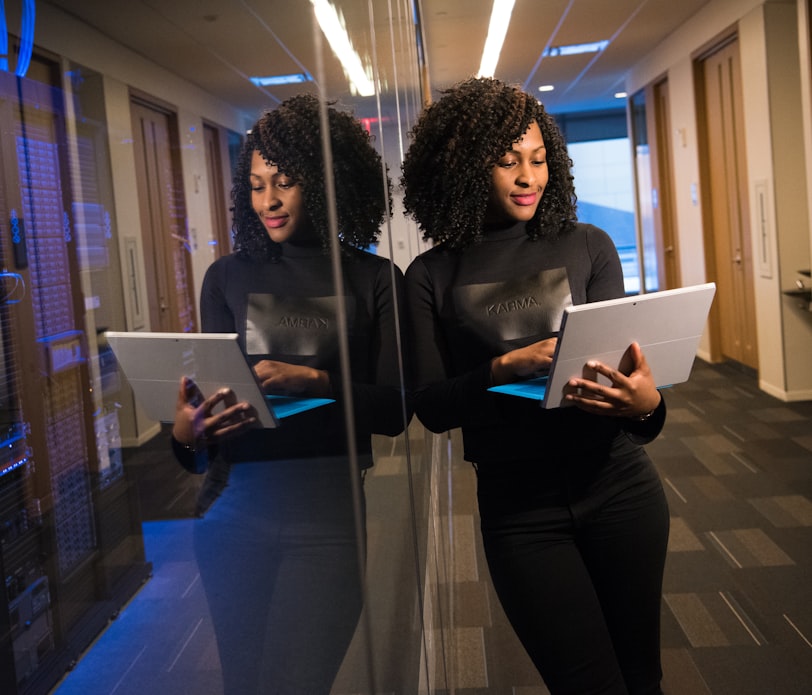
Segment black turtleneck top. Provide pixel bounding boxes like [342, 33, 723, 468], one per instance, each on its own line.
[404, 222, 665, 468]
[199, 242, 407, 465]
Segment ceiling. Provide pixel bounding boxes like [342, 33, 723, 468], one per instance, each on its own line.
[41, 0, 711, 120]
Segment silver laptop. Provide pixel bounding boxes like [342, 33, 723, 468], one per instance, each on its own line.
[488, 282, 716, 408]
[104, 332, 334, 428]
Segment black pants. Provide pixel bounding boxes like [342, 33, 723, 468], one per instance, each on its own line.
[476, 438, 669, 695]
[194, 458, 365, 694]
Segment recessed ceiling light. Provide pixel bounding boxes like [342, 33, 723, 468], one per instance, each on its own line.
[538, 85, 554, 92]
[543, 40, 609, 58]
[614, 91, 627, 99]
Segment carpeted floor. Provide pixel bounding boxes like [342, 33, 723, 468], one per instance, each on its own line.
[650, 360, 812, 695]
[49, 359, 812, 694]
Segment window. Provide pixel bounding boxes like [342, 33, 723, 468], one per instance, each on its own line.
[570, 138, 639, 293]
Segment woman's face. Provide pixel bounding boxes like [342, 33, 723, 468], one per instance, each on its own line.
[250, 150, 313, 244]
[485, 121, 548, 227]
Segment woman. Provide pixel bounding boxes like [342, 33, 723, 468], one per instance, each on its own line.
[402, 77, 669, 695]
[171, 94, 406, 694]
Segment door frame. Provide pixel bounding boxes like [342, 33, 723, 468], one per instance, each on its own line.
[129, 90, 197, 333]
[694, 30, 759, 369]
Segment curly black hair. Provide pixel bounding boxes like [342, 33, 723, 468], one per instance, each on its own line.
[231, 93, 390, 260]
[401, 77, 577, 249]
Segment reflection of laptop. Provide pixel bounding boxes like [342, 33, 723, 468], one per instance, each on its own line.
[488, 282, 716, 409]
[104, 332, 334, 428]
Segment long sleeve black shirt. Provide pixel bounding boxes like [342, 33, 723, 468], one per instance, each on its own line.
[405, 222, 665, 468]
[200, 242, 407, 465]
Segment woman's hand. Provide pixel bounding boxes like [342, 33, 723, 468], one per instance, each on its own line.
[172, 376, 258, 447]
[253, 360, 331, 397]
[563, 341, 661, 418]
[490, 337, 558, 386]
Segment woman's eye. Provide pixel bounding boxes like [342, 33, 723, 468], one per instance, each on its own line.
[251, 186, 264, 192]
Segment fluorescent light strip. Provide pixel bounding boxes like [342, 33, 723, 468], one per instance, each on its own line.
[477, 0, 516, 78]
[311, 0, 375, 97]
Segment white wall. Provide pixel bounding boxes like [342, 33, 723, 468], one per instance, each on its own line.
[757, 2, 812, 398]
[739, 5, 785, 394]
[626, 0, 812, 400]
[176, 109, 223, 319]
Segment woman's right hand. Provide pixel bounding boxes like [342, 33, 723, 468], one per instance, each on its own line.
[490, 337, 558, 386]
[171, 376, 258, 448]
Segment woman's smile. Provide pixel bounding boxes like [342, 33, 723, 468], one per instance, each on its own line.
[262, 213, 290, 229]
[511, 192, 539, 206]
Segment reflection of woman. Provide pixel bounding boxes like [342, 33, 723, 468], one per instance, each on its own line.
[402, 77, 669, 695]
[171, 94, 406, 694]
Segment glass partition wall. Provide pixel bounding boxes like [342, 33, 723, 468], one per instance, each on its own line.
[0, 1, 446, 694]
[301, 3, 436, 693]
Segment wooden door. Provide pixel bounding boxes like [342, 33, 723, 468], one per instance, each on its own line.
[203, 123, 232, 258]
[698, 37, 758, 369]
[130, 99, 196, 332]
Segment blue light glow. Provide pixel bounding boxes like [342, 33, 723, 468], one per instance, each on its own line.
[543, 40, 609, 58]
[16, 0, 36, 77]
[0, 2, 8, 71]
[1, 0, 36, 76]
[250, 72, 313, 87]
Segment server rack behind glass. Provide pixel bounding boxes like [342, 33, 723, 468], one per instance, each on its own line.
[0, 53, 151, 695]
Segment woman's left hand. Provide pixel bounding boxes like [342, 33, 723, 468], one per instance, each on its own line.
[253, 360, 331, 397]
[563, 341, 661, 418]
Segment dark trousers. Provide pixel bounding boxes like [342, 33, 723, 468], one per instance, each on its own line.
[476, 440, 669, 695]
[194, 458, 365, 694]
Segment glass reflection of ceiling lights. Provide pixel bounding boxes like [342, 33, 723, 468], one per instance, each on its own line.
[543, 40, 610, 58]
[477, 0, 516, 78]
[310, 0, 375, 97]
[250, 72, 314, 87]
